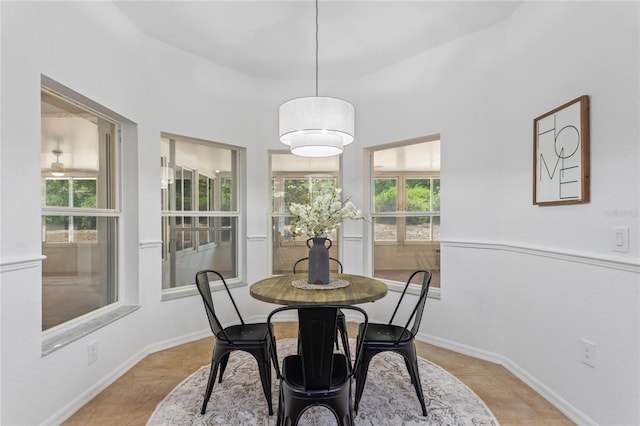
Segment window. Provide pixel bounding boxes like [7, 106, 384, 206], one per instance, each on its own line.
[270, 153, 340, 275]
[371, 139, 441, 288]
[161, 134, 239, 290]
[41, 87, 119, 331]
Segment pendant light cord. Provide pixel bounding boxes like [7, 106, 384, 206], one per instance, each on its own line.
[315, 0, 319, 97]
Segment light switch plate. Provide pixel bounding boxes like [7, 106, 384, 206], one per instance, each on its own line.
[612, 226, 629, 252]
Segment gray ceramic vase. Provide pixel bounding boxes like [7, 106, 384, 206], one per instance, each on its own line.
[307, 237, 332, 284]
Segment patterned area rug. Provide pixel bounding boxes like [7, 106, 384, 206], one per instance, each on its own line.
[147, 338, 499, 425]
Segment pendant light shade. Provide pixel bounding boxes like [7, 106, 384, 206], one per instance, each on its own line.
[278, 0, 355, 157]
[279, 96, 355, 157]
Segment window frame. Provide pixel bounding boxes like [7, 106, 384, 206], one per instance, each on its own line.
[160, 133, 242, 294]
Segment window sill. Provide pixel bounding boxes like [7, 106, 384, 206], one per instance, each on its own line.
[42, 305, 140, 356]
[161, 280, 247, 301]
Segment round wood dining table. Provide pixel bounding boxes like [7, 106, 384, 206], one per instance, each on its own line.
[250, 273, 388, 306]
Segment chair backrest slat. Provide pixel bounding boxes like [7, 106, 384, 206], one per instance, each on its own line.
[387, 270, 432, 344]
[298, 307, 338, 389]
[195, 270, 244, 343]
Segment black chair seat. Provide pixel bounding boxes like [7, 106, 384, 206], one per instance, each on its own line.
[221, 323, 271, 343]
[358, 322, 414, 345]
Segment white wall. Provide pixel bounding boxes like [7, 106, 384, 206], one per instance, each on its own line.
[0, 1, 638, 425]
[357, 2, 639, 424]
[1, 2, 258, 425]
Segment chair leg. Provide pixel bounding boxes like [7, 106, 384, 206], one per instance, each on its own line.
[334, 385, 353, 426]
[218, 352, 230, 383]
[276, 382, 285, 426]
[354, 350, 373, 414]
[254, 347, 274, 416]
[403, 348, 427, 416]
[268, 324, 280, 376]
[201, 360, 221, 415]
[403, 357, 413, 384]
[270, 337, 280, 379]
[347, 381, 356, 426]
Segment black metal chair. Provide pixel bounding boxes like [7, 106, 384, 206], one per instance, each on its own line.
[354, 270, 432, 416]
[268, 305, 368, 426]
[293, 257, 351, 367]
[195, 270, 276, 416]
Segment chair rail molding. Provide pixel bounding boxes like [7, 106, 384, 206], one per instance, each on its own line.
[139, 240, 162, 250]
[247, 235, 267, 243]
[0, 254, 47, 273]
[441, 239, 640, 273]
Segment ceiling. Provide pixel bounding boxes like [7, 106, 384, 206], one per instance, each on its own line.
[42, 1, 519, 175]
[114, 1, 521, 80]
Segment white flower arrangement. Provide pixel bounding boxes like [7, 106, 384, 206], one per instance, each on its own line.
[289, 187, 363, 238]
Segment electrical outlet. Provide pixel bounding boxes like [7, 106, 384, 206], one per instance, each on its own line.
[580, 339, 596, 368]
[87, 341, 99, 365]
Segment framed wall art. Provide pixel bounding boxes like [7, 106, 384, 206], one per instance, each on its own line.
[533, 95, 590, 206]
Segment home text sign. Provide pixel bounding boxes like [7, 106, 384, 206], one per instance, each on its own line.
[533, 96, 590, 206]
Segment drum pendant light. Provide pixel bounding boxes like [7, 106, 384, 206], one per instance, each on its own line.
[278, 0, 355, 157]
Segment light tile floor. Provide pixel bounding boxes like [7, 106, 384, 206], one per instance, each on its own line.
[64, 322, 575, 425]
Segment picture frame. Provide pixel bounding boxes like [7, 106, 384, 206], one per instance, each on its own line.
[533, 95, 590, 206]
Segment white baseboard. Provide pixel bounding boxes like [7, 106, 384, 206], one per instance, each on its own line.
[46, 320, 598, 426]
[43, 328, 211, 426]
[416, 331, 596, 425]
[500, 356, 596, 426]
